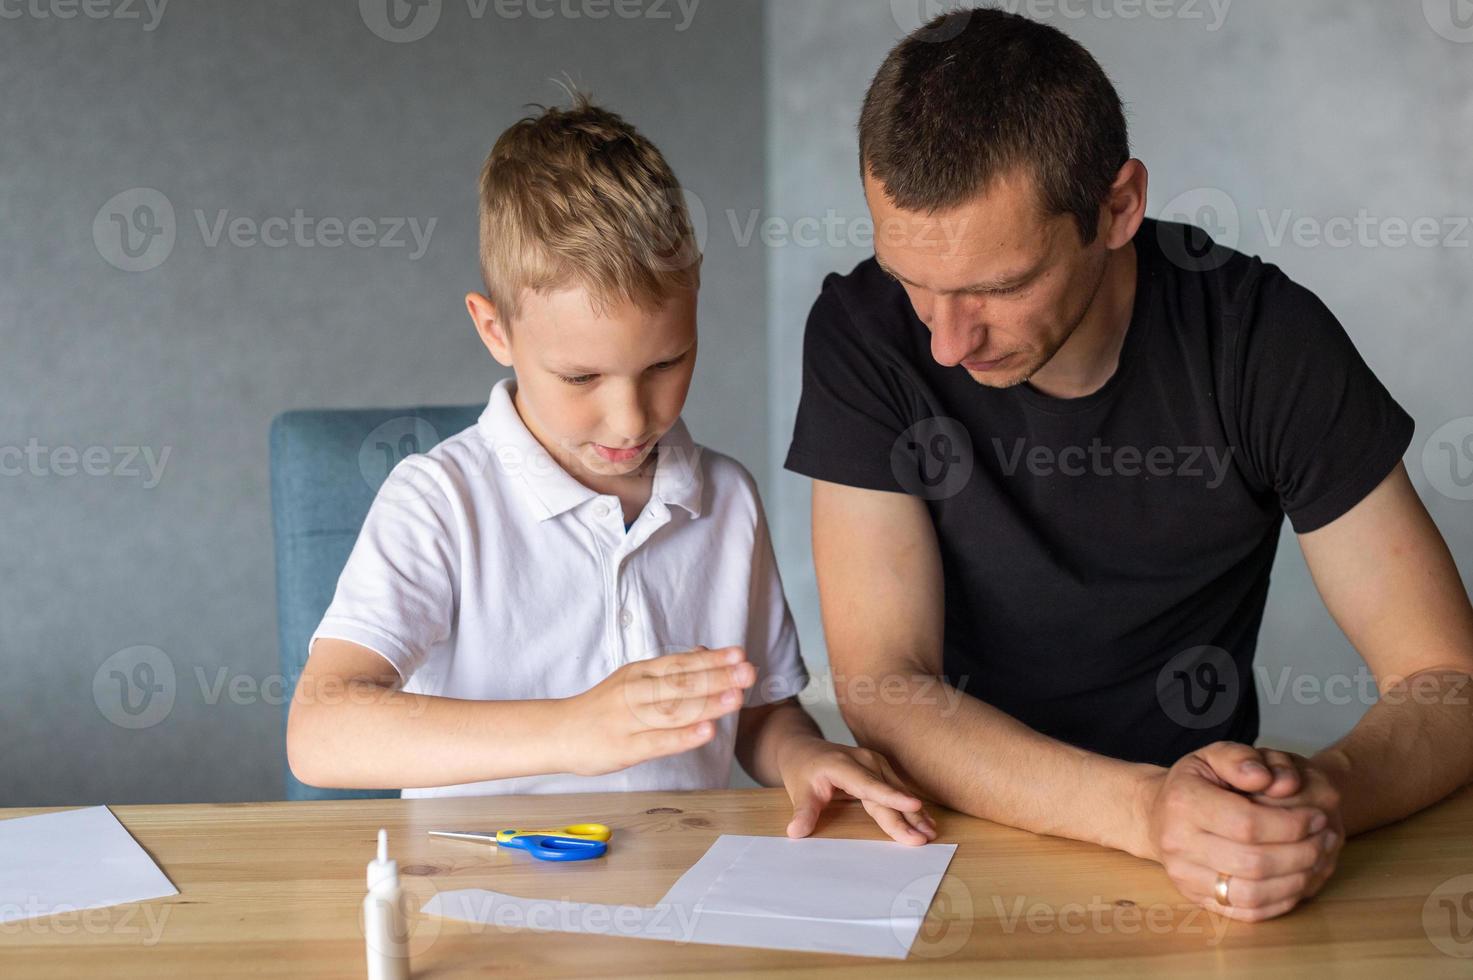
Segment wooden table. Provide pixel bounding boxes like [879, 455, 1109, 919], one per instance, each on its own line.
[2, 785, 1471, 977]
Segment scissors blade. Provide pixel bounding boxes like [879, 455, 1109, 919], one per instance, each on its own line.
[428, 830, 500, 845]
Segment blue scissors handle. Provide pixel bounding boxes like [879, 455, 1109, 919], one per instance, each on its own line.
[502, 834, 608, 862]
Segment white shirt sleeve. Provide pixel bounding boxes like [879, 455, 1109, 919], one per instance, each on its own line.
[309, 456, 460, 681]
[744, 485, 810, 706]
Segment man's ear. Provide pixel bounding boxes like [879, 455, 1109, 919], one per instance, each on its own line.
[1099, 158, 1148, 250]
[465, 291, 514, 368]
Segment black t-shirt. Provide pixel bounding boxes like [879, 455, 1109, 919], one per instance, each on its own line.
[784, 217, 1415, 767]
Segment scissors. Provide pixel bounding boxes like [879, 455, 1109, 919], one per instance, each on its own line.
[428, 823, 612, 862]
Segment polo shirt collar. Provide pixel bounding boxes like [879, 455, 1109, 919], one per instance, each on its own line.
[477, 378, 704, 523]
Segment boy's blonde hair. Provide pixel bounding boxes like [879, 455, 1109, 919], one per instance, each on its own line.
[477, 90, 701, 324]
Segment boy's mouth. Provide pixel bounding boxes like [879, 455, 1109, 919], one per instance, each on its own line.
[593, 440, 651, 463]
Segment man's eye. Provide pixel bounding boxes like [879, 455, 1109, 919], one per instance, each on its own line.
[560, 374, 597, 386]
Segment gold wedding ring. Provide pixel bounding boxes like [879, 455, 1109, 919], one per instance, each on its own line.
[1214, 871, 1233, 907]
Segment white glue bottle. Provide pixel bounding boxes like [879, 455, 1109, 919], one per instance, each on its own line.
[364, 828, 410, 980]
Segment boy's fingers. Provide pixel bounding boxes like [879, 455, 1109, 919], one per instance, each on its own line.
[632, 720, 715, 761]
[829, 763, 922, 813]
[787, 784, 826, 839]
[645, 646, 746, 676]
[631, 662, 754, 707]
[861, 799, 929, 846]
[637, 688, 745, 729]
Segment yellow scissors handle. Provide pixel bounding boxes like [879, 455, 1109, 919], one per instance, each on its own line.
[496, 823, 612, 843]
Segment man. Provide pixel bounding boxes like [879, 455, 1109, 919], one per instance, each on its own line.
[785, 7, 1473, 922]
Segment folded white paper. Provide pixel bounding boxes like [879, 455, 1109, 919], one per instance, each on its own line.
[0, 805, 178, 925]
[424, 834, 958, 959]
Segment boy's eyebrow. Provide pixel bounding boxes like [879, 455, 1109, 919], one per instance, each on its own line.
[547, 343, 694, 376]
[874, 254, 1035, 293]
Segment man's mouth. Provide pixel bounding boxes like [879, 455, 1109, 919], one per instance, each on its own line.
[963, 354, 1013, 372]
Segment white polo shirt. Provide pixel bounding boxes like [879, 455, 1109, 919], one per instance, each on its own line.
[309, 378, 809, 798]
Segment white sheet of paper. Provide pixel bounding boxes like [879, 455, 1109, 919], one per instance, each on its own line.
[423, 834, 958, 959]
[0, 805, 178, 924]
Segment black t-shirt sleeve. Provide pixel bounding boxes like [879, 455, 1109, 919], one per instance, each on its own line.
[783, 275, 912, 492]
[1232, 268, 1415, 533]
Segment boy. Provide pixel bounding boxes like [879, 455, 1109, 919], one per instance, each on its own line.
[285, 93, 936, 845]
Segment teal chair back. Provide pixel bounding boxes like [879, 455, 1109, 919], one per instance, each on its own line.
[269, 404, 481, 800]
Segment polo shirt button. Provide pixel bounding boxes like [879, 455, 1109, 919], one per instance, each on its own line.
[619, 609, 633, 628]
[594, 502, 611, 518]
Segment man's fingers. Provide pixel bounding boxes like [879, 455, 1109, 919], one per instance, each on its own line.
[1176, 858, 1314, 911]
[1179, 828, 1329, 880]
[1257, 749, 1304, 798]
[861, 799, 930, 846]
[631, 720, 716, 762]
[1196, 741, 1277, 794]
[1187, 777, 1327, 844]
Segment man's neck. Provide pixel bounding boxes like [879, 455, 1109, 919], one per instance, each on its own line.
[1026, 239, 1138, 401]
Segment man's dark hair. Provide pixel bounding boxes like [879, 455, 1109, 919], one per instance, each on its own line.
[858, 6, 1130, 246]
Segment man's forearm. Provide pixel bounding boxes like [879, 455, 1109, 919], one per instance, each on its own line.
[1311, 668, 1473, 837]
[843, 672, 1165, 859]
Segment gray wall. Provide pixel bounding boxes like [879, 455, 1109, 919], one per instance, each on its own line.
[766, 0, 1473, 755]
[1, 0, 768, 806]
[6, 0, 1470, 807]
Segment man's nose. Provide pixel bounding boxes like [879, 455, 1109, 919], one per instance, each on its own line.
[924, 296, 984, 368]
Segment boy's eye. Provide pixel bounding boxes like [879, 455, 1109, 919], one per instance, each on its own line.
[650, 359, 681, 371]
[559, 374, 597, 386]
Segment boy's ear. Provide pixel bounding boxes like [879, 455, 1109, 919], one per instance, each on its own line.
[465, 291, 514, 368]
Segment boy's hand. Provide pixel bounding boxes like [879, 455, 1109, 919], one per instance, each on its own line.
[779, 737, 938, 846]
[561, 646, 754, 776]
